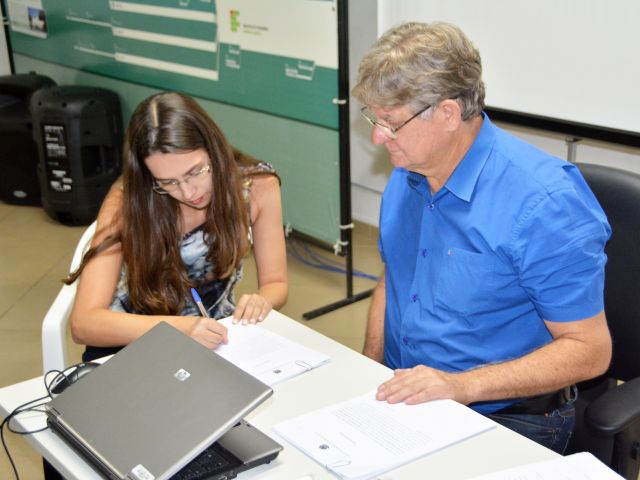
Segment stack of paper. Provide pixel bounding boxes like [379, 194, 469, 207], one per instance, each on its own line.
[214, 317, 330, 386]
[467, 452, 624, 480]
[273, 391, 495, 480]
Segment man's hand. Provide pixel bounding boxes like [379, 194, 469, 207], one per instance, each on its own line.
[376, 365, 469, 405]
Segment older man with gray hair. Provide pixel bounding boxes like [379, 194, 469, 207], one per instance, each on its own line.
[353, 22, 612, 453]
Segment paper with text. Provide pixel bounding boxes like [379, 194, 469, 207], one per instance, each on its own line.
[467, 451, 623, 479]
[273, 391, 495, 480]
[214, 317, 330, 386]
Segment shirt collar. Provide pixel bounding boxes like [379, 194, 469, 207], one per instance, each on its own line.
[406, 170, 430, 198]
[443, 113, 496, 202]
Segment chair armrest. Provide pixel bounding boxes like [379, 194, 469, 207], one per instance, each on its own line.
[41, 283, 77, 373]
[41, 221, 96, 374]
[585, 376, 640, 436]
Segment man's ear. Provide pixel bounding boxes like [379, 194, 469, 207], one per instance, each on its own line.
[439, 99, 462, 132]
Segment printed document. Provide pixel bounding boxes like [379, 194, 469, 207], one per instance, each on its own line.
[214, 317, 330, 386]
[273, 391, 495, 480]
[467, 451, 624, 479]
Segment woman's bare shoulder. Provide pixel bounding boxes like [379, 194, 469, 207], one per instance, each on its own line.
[249, 174, 280, 204]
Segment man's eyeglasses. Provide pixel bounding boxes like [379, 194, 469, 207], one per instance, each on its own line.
[360, 104, 431, 140]
[152, 164, 212, 194]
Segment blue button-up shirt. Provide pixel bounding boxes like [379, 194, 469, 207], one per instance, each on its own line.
[379, 115, 610, 414]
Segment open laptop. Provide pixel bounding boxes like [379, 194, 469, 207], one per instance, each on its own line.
[46, 322, 282, 480]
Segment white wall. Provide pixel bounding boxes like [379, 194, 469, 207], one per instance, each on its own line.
[348, 0, 390, 226]
[0, 11, 11, 75]
[350, 1, 640, 227]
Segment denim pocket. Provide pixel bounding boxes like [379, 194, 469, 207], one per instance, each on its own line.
[489, 401, 576, 454]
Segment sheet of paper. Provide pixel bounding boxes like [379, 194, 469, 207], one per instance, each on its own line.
[214, 317, 330, 386]
[273, 391, 495, 480]
[467, 452, 624, 480]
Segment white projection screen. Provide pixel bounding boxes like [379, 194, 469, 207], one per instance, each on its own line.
[378, 0, 640, 142]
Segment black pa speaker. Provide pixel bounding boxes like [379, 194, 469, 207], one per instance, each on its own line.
[0, 72, 56, 205]
[30, 86, 123, 225]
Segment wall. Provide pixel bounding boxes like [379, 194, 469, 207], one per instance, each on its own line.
[348, 0, 390, 227]
[349, 1, 640, 227]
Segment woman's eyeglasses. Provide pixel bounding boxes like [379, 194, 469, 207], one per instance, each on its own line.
[152, 164, 212, 194]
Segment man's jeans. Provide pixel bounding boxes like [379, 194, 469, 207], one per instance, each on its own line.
[487, 392, 577, 454]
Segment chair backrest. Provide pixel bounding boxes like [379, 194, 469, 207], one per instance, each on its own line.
[575, 163, 640, 382]
[41, 221, 97, 373]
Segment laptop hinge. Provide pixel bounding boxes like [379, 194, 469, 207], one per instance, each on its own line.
[45, 404, 61, 420]
[47, 411, 125, 480]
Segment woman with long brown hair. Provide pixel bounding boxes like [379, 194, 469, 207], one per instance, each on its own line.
[68, 92, 288, 362]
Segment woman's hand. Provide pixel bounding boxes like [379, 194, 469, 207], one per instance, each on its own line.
[187, 316, 228, 348]
[232, 294, 272, 325]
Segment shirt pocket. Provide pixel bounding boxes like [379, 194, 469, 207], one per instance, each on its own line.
[434, 247, 498, 315]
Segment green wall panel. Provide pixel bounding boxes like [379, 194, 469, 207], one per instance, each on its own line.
[6, 0, 339, 128]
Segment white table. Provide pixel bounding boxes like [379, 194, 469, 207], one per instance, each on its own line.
[0, 310, 558, 479]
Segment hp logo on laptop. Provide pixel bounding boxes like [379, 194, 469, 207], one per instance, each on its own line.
[174, 368, 191, 381]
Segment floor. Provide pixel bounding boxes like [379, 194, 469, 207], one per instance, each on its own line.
[0, 201, 382, 479]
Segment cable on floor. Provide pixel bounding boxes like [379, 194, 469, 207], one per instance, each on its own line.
[286, 236, 379, 282]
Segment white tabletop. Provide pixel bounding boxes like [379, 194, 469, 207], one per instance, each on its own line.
[0, 310, 558, 479]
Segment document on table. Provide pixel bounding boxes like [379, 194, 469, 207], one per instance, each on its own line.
[273, 391, 495, 480]
[214, 317, 330, 386]
[467, 451, 624, 479]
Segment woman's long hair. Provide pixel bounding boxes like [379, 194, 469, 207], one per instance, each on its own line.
[67, 92, 251, 315]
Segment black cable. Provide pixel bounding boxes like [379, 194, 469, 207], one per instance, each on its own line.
[44, 369, 68, 398]
[1, 415, 20, 480]
[6, 406, 50, 435]
[1, 394, 51, 480]
[1, 365, 85, 480]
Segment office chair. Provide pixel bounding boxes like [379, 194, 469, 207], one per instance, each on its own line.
[41, 221, 96, 374]
[565, 163, 640, 480]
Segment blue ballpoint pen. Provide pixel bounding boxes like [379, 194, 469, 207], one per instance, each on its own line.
[190, 288, 210, 318]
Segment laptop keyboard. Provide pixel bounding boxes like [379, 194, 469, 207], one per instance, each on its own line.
[170, 443, 242, 480]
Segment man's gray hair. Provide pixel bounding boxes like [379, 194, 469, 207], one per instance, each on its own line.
[352, 22, 485, 121]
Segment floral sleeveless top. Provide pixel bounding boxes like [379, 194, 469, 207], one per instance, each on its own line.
[108, 161, 276, 319]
